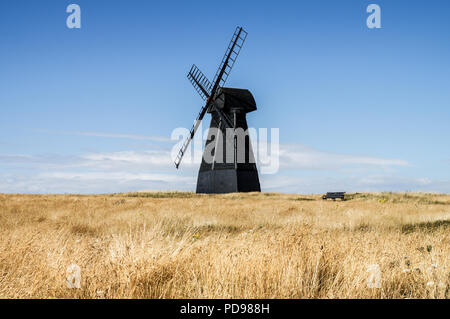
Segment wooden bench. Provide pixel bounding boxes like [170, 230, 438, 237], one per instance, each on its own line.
[322, 192, 346, 201]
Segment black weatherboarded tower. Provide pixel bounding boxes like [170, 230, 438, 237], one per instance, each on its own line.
[174, 27, 261, 194]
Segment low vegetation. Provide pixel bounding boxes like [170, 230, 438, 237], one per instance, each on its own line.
[0, 192, 448, 298]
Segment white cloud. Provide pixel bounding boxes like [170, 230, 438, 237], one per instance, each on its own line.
[1, 140, 447, 194]
[73, 131, 173, 143]
[40, 171, 192, 183]
[35, 129, 173, 143]
[0, 173, 196, 194]
[260, 174, 450, 194]
[277, 144, 410, 170]
[80, 150, 175, 168]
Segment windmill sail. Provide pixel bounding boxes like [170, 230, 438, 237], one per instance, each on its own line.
[211, 27, 248, 91]
[174, 105, 208, 169]
[187, 64, 212, 101]
[174, 27, 248, 169]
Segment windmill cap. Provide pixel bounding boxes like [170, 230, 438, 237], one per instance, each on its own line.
[210, 87, 257, 114]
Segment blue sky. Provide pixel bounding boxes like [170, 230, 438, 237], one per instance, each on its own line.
[0, 0, 449, 194]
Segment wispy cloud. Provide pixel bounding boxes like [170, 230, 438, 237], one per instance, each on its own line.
[0, 173, 195, 194]
[260, 174, 448, 194]
[72, 143, 409, 173]
[1, 141, 445, 194]
[40, 172, 193, 183]
[80, 150, 176, 169]
[35, 129, 173, 143]
[278, 144, 410, 170]
[73, 131, 173, 142]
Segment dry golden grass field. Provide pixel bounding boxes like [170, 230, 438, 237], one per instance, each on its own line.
[0, 192, 448, 299]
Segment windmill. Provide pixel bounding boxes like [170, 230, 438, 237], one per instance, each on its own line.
[174, 26, 261, 194]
